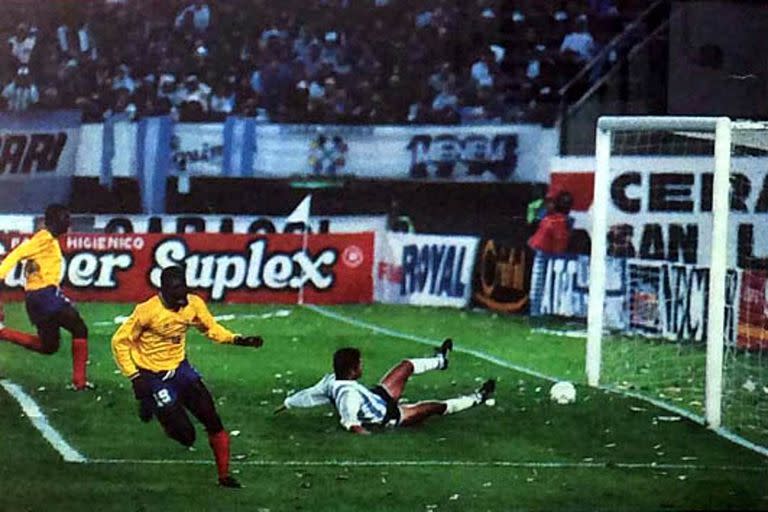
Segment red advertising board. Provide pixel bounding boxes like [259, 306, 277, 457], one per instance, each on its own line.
[737, 270, 768, 350]
[0, 232, 374, 304]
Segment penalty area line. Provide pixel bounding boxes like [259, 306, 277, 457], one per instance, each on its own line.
[85, 458, 768, 472]
[0, 379, 86, 463]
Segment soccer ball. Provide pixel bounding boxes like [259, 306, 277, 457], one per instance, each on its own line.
[549, 381, 576, 404]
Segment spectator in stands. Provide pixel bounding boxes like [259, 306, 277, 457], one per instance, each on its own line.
[8, 23, 37, 67]
[112, 64, 136, 94]
[175, 0, 211, 34]
[157, 73, 181, 108]
[560, 15, 597, 64]
[528, 190, 574, 255]
[177, 74, 211, 121]
[432, 82, 460, 120]
[209, 81, 235, 119]
[470, 49, 496, 90]
[0, 0, 639, 122]
[2, 67, 39, 112]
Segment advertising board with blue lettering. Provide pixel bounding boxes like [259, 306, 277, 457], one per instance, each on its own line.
[529, 253, 626, 329]
[376, 233, 479, 308]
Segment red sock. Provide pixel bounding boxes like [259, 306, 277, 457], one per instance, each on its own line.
[0, 327, 43, 351]
[71, 338, 88, 389]
[208, 430, 230, 480]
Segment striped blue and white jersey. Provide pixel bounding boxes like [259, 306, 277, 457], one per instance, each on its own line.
[283, 373, 389, 430]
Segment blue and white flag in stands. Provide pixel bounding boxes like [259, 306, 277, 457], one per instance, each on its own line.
[100, 112, 131, 189]
[222, 116, 256, 177]
[136, 116, 173, 214]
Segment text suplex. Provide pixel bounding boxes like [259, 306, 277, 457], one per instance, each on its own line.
[401, 244, 467, 298]
[374, 233, 479, 308]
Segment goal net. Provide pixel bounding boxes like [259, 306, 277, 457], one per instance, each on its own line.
[587, 117, 768, 455]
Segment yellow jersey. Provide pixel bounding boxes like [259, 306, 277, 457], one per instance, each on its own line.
[111, 294, 236, 377]
[0, 229, 63, 291]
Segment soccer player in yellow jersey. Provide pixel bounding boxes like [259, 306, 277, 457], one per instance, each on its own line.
[111, 265, 264, 488]
[0, 204, 90, 390]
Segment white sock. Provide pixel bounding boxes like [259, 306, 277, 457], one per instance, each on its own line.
[407, 356, 443, 374]
[442, 394, 480, 415]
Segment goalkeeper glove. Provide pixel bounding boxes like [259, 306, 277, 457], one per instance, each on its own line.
[234, 335, 264, 348]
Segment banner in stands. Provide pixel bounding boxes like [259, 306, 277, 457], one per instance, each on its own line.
[736, 270, 768, 350]
[0, 111, 81, 212]
[0, 232, 374, 304]
[171, 123, 223, 175]
[375, 233, 479, 308]
[75, 123, 555, 183]
[550, 156, 768, 268]
[91, 214, 388, 235]
[251, 124, 551, 182]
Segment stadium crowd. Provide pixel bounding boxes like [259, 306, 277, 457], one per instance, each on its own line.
[0, 0, 646, 125]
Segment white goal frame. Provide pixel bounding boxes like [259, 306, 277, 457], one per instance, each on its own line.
[586, 116, 732, 429]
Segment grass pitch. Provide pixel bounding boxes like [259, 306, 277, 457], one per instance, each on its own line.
[0, 302, 766, 511]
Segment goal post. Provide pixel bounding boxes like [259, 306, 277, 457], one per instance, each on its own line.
[587, 117, 768, 452]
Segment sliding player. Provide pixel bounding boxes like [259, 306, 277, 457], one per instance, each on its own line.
[276, 340, 496, 434]
[111, 265, 264, 488]
[0, 204, 90, 390]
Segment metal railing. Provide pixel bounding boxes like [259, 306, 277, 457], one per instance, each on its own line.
[557, 0, 671, 154]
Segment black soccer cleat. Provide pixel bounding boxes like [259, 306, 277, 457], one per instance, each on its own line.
[435, 338, 453, 370]
[218, 475, 242, 489]
[477, 379, 496, 403]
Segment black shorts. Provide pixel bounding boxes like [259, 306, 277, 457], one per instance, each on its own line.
[25, 286, 72, 326]
[370, 385, 401, 426]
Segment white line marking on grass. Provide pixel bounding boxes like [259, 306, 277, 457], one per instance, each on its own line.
[304, 305, 768, 460]
[531, 327, 587, 339]
[0, 379, 86, 463]
[87, 458, 768, 472]
[304, 305, 559, 383]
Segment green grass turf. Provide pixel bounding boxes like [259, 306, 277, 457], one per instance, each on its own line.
[0, 302, 767, 511]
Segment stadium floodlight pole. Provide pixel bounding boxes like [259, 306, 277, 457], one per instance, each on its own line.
[704, 117, 732, 429]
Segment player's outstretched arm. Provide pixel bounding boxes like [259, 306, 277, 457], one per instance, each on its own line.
[189, 295, 250, 345]
[282, 374, 334, 409]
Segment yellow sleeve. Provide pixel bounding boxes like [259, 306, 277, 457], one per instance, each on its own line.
[111, 306, 145, 377]
[190, 295, 236, 344]
[0, 236, 37, 280]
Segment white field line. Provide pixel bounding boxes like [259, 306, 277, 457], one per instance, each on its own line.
[87, 458, 768, 472]
[304, 305, 768, 460]
[531, 327, 587, 339]
[0, 379, 86, 463]
[303, 304, 560, 384]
